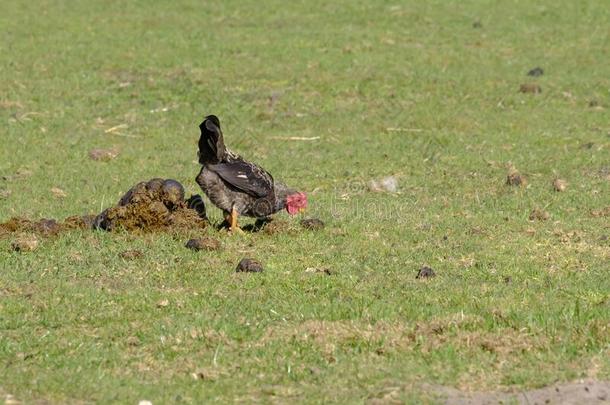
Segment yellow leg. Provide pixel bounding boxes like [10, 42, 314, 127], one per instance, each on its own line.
[229, 207, 243, 234]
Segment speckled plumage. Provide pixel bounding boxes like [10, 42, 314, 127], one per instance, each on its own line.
[195, 115, 296, 219]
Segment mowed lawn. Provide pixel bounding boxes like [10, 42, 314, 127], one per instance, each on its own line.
[1, 0, 609, 403]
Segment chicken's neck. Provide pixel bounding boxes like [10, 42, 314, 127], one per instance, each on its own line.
[273, 181, 295, 211]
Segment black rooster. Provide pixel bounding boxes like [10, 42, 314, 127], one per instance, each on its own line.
[196, 115, 307, 232]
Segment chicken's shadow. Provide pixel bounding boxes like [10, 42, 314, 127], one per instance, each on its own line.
[214, 218, 273, 233]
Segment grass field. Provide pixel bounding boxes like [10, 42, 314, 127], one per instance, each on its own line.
[1, 0, 609, 403]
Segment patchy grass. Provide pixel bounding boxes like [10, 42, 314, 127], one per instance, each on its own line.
[1, 0, 609, 403]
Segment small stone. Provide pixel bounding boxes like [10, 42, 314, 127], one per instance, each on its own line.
[472, 21, 483, 28]
[416, 266, 436, 279]
[527, 67, 544, 77]
[529, 208, 550, 221]
[553, 178, 567, 192]
[156, 299, 169, 308]
[119, 249, 143, 260]
[519, 83, 542, 94]
[138, 401, 153, 405]
[88, 147, 119, 161]
[185, 237, 221, 251]
[300, 218, 325, 230]
[506, 170, 527, 186]
[11, 235, 39, 252]
[236, 258, 263, 273]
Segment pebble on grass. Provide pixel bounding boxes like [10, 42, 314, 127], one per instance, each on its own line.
[236, 258, 263, 273]
[527, 67, 544, 77]
[519, 83, 542, 94]
[185, 237, 221, 252]
[529, 208, 550, 221]
[300, 218, 325, 231]
[416, 266, 436, 279]
[506, 170, 527, 187]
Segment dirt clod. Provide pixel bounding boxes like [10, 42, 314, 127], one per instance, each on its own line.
[11, 235, 39, 252]
[416, 266, 436, 279]
[529, 208, 550, 221]
[119, 249, 144, 260]
[553, 178, 567, 192]
[300, 218, 325, 231]
[519, 83, 542, 94]
[88, 147, 119, 161]
[236, 258, 263, 273]
[527, 67, 544, 77]
[185, 237, 221, 251]
[506, 169, 527, 187]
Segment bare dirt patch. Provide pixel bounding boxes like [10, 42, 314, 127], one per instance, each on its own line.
[260, 314, 546, 360]
[423, 379, 610, 404]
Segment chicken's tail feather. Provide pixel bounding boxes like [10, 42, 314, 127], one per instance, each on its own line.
[198, 115, 226, 164]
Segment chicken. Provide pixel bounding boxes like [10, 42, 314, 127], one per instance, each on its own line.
[195, 115, 307, 232]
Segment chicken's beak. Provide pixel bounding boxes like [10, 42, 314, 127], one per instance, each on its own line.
[299, 207, 306, 213]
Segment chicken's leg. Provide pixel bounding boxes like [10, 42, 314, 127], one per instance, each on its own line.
[228, 206, 243, 234]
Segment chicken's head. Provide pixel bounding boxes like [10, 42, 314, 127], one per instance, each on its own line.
[285, 192, 307, 215]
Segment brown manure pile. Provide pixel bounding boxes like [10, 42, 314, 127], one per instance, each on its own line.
[94, 178, 207, 232]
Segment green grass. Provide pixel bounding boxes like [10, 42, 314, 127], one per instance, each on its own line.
[1, 0, 609, 403]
